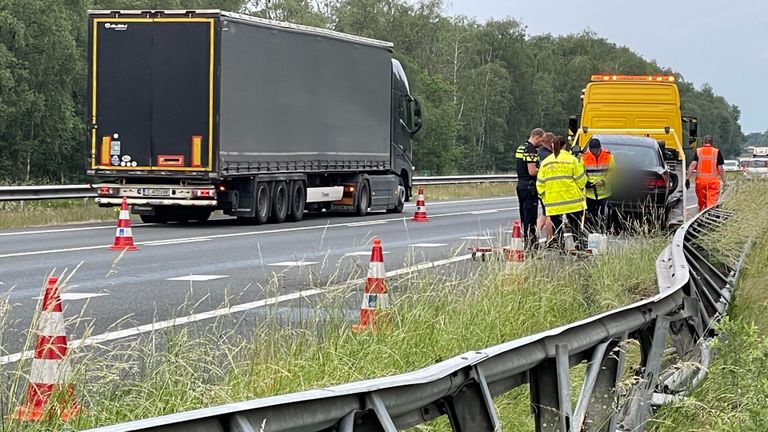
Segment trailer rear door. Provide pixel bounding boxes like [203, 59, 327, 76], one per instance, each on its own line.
[90, 17, 215, 172]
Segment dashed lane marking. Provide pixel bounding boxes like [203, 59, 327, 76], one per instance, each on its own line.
[461, 236, 494, 240]
[343, 251, 391, 257]
[166, 275, 229, 282]
[145, 238, 211, 246]
[410, 243, 448, 248]
[33, 293, 109, 301]
[268, 261, 319, 267]
[470, 210, 499, 215]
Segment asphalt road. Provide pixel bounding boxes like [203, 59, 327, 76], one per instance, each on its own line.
[0, 197, 520, 361]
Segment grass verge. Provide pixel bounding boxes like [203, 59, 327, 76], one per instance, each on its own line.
[0, 182, 517, 229]
[1, 235, 663, 431]
[650, 178, 768, 431]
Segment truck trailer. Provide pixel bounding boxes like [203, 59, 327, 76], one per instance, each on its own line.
[87, 10, 422, 224]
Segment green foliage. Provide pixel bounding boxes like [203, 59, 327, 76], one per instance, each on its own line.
[0, 0, 750, 182]
[744, 130, 768, 146]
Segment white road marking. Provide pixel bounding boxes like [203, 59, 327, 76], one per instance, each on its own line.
[144, 238, 211, 246]
[470, 210, 499, 215]
[343, 251, 391, 257]
[345, 220, 388, 227]
[268, 261, 319, 267]
[166, 275, 229, 282]
[0, 254, 473, 365]
[0, 225, 116, 237]
[32, 293, 108, 301]
[461, 236, 494, 240]
[410, 243, 447, 248]
[0, 205, 519, 259]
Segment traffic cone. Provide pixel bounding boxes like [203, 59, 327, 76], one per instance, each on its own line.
[110, 196, 138, 251]
[503, 220, 525, 271]
[352, 238, 390, 333]
[11, 277, 79, 422]
[411, 186, 430, 222]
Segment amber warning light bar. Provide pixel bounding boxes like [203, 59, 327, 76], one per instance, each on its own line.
[591, 75, 676, 82]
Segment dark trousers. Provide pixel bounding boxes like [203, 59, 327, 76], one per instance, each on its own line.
[549, 211, 585, 251]
[516, 185, 538, 248]
[586, 198, 609, 233]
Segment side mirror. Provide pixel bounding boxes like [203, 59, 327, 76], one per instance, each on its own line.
[568, 116, 579, 137]
[409, 97, 422, 136]
[664, 150, 675, 161]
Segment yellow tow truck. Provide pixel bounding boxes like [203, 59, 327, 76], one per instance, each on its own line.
[567, 74, 699, 226]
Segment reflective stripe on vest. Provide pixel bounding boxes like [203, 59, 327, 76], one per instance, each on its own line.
[696, 145, 719, 178]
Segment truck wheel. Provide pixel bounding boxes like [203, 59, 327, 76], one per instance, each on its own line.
[387, 177, 406, 214]
[355, 181, 370, 217]
[270, 181, 288, 223]
[288, 181, 306, 222]
[255, 182, 270, 224]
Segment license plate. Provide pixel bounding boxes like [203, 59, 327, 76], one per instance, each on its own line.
[143, 188, 170, 197]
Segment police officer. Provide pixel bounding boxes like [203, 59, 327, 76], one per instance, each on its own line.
[582, 138, 615, 231]
[515, 128, 544, 248]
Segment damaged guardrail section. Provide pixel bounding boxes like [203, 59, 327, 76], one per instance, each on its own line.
[85, 206, 746, 432]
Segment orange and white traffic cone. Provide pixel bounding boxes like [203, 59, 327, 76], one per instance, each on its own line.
[352, 238, 390, 333]
[110, 196, 138, 251]
[11, 277, 79, 422]
[503, 220, 525, 271]
[411, 186, 430, 222]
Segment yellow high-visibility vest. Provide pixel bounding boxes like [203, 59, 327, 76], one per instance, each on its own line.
[537, 151, 588, 216]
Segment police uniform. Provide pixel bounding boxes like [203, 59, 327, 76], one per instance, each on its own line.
[515, 141, 539, 247]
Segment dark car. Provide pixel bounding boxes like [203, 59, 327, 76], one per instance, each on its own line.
[589, 135, 679, 225]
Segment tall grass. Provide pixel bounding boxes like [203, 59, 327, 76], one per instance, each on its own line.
[0, 200, 118, 229]
[0, 232, 664, 431]
[650, 178, 768, 432]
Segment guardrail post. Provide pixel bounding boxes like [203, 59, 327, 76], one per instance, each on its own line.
[529, 344, 572, 432]
[444, 366, 500, 431]
[581, 337, 626, 432]
[619, 317, 670, 431]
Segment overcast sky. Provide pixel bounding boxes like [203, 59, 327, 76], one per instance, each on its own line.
[445, 0, 766, 134]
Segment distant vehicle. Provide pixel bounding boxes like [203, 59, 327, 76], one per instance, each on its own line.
[741, 158, 768, 177]
[723, 159, 740, 172]
[87, 10, 422, 224]
[592, 135, 677, 225]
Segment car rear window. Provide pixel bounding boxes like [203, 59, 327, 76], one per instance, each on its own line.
[602, 143, 662, 169]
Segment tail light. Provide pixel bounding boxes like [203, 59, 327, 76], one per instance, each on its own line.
[98, 187, 115, 195]
[645, 177, 667, 188]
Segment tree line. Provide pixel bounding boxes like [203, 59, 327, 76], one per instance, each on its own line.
[0, 0, 747, 182]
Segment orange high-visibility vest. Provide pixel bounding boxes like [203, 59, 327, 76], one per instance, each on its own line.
[696, 144, 719, 182]
[582, 149, 615, 199]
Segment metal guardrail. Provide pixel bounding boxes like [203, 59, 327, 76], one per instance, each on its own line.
[0, 185, 95, 201]
[413, 174, 517, 185]
[0, 176, 518, 201]
[84, 206, 747, 432]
